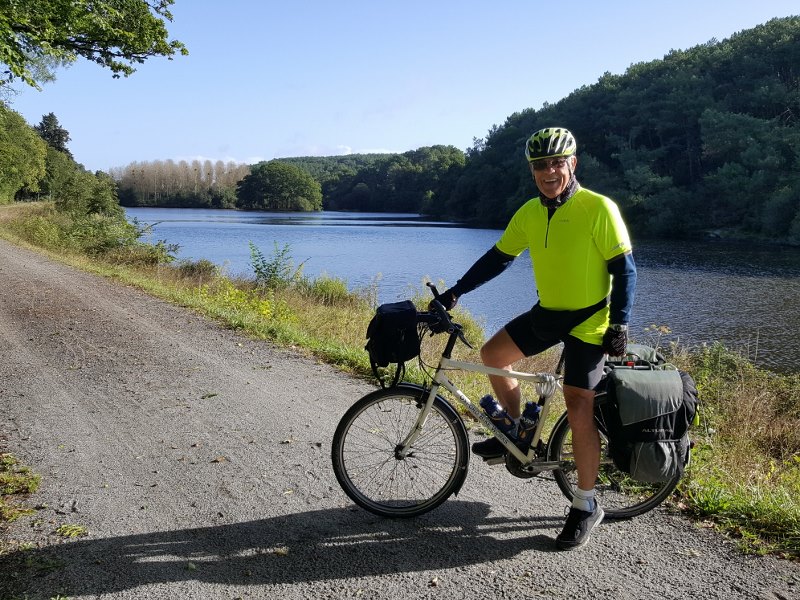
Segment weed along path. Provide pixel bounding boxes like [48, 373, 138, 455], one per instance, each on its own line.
[0, 238, 797, 600]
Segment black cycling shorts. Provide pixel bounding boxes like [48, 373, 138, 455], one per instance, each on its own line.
[505, 311, 605, 390]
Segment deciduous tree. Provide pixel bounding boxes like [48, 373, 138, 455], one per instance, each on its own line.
[0, 102, 47, 202]
[0, 0, 187, 88]
[236, 161, 322, 211]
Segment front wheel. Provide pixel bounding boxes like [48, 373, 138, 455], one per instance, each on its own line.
[547, 412, 681, 519]
[331, 386, 469, 518]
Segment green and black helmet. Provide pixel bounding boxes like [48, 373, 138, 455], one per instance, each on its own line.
[525, 127, 577, 161]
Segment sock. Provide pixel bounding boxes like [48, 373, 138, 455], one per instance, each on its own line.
[510, 417, 520, 437]
[572, 487, 596, 512]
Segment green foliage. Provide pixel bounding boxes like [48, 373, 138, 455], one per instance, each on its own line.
[52, 167, 122, 218]
[41, 146, 75, 199]
[55, 524, 87, 538]
[2, 202, 173, 264]
[0, 104, 127, 225]
[237, 161, 322, 211]
[194, 278, 295, 326]
[176, 258, 219, 280]
[0, 0, 187, 89]
[0, 103, 47, 203]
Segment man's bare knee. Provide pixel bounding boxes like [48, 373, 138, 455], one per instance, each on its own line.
[480, 343, 497, 366]
[480, 328, 522, 368]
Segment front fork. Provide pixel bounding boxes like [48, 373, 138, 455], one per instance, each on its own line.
[395, 382, 442, 458]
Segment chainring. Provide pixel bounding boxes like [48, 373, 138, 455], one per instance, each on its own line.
[504, 454, 549, 478]
[503, 441, 548, 479]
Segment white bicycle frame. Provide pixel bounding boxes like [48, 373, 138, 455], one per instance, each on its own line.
[397, 355, 562, 464]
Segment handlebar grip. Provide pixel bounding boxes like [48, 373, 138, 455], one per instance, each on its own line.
[429, 299, 454, 333]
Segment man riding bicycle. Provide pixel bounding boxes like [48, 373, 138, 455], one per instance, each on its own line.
[434, 127, 636, 550]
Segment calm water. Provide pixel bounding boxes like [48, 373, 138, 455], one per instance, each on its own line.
[127, 208, 800, 373]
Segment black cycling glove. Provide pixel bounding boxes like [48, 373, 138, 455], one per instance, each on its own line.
[602, 327, 627, 357]
[435, 289, 458, 311]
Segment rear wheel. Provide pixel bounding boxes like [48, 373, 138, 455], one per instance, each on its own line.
[331, 387, 469, 518]
[548, 412, 680, 519]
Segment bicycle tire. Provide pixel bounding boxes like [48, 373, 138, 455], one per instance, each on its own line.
[547, 412, 681, 519]
[331, 385, 469, 518]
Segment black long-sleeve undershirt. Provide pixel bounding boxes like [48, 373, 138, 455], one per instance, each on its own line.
[449, 246, 516, 298]
[607, 252, 637, 324]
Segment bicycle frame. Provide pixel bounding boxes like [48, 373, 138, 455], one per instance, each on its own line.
[397, 354, 562, 465]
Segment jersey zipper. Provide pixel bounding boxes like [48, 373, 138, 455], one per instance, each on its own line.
[545, 207, 557, 248]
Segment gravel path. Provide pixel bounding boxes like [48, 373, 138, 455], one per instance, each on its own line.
[0, 238, 797, 600]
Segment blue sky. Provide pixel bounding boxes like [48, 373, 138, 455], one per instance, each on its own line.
[6, 1, 800, 173]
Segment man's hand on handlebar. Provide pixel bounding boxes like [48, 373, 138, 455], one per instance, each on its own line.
[423, 282, 472, 347]
[431, 288, 458, 311]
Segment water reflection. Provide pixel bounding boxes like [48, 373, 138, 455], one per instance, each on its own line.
[126, 208, 800, 372]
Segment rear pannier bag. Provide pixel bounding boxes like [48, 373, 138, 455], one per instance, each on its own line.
[365, 301, 420, 385]
[603, 367, 699, 482]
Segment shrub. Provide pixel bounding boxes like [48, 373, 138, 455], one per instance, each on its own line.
[176, 258, 219, 281]
[250, 241, 303, 289]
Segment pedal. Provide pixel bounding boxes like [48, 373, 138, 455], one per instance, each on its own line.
[482, 456, 506, 465]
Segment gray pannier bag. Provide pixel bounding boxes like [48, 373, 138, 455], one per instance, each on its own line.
[604, 366, 698, 483]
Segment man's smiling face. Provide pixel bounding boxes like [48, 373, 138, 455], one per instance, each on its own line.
[529, 155, 577, 199]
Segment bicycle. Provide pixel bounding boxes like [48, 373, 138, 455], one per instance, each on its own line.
[331, 284, 681, 520]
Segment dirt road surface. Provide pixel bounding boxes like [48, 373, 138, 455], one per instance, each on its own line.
[0, 239, 797, 599]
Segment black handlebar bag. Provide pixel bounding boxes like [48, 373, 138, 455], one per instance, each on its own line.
[365, 300, 420, 387]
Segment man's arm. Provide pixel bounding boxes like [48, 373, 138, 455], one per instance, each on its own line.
[603, 252, 637, 356]
[607, 251, 637, 325]
[438, 246, 516, 309]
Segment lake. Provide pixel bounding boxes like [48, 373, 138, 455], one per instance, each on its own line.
[126, 208, 800, 373]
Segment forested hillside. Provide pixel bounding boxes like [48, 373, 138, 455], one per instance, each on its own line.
[300, 16, 800, 242]
[442, 16, 800, 242]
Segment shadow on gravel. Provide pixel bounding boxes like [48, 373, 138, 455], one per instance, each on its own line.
[0, 501, 563, 596]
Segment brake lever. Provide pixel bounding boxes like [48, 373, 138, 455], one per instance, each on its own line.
[457, 329, 473, 349]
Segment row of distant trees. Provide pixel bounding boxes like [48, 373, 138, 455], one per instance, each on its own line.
[109, 160, 251, 208]
[111, 159, 324, 211]
[109, 145, 465, 214]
